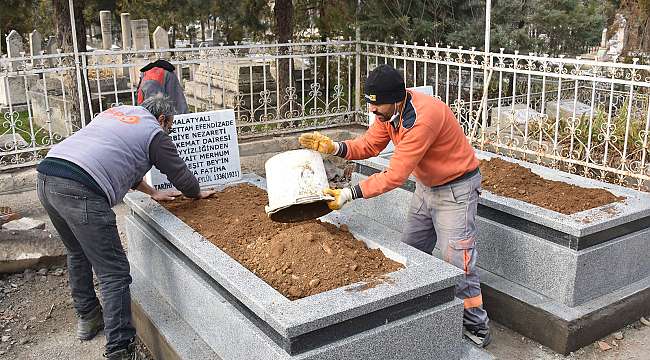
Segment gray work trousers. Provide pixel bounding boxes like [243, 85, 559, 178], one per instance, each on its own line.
[401, 171, 489, 330]
[37, 174, 135, 353]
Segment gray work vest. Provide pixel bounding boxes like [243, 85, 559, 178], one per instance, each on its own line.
[47, 106, 162, 206]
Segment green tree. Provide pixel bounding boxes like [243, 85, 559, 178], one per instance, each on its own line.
[1, 0, 39, 43]
[293, 0, 355, 40]
[358, 0, 456, 44]
[446, 0, 534, 51]
[357, 0, 610, 55]
[529, 0, 610, 55]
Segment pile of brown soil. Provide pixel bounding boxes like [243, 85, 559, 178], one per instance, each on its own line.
[479, 158, 624, 215]
[162, 184, 403, 300]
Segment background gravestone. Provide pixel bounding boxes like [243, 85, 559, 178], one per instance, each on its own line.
[120, 13, 132, 49]
[129, 19, 150, 84]
[0, 31, 27, 107]
[131, 19, 150, 50]
[44, 36, 57, 67]
[119, 13, 132, 77]
[6, 30, 24, 72]
[152, 26, 170, 58]
[29, 30, 42, 66]
[100, 10, 112, 50]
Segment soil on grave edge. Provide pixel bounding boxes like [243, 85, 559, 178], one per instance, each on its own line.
[162, 184, 403, 300]
[479, 158, 625, 215]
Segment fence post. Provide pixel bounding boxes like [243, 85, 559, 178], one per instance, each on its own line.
[354, 0, 362, 124]
[68, 0, 87, 127]
[479, 0, 492, 147]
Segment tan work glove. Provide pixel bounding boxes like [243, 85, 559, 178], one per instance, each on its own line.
[323, 188, 353, 210]
[299, 132, 338, 155]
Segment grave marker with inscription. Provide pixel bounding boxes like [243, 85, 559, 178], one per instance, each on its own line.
[100, 10, 112, 50]
[6, 30, 24, 72]
[131, 19, 150, 50]
[145, 109, 241, 190]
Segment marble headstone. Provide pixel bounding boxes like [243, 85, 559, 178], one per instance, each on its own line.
[29, 30, 42, 66]
[130, 19, 150, 50]
[6, 30, 24, 71]
[120, 13, 132, 49]
[100, 10, 112, 50]
[152, 26, 169, 49]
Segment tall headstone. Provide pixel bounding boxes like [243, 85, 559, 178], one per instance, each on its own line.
[1, 30, 26, 106]
[29, 30, 42, 66]
[90, 24, 97, 46]
[130, 19, 150, 50]
[100, 10, 112, 50]
[118, 13, 132, 78]
[45, 36, 56, 54]
[44, 36, 57, 67]
[6, 30, 24, 71]
[616, 18, 626, 44]
[120, 13, 132, 49]
[153, 26, 169, 49]
[601, 28, 608, 48]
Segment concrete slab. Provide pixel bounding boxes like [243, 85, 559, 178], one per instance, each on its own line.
[489, 104, 544, 128]
[0, 229, 66, 273]
[2, 217, 46, 231]
[545, 100, 592, 121]
[0, 167, 38, 195]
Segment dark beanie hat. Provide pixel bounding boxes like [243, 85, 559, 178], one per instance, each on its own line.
[364, 64, 406, 104]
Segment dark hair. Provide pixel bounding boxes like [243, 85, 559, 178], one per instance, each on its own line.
[140, 94, 176, 119]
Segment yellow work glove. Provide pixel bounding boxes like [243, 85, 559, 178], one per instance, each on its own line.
[323, 187, 353, 210]
[299, 132, 338, 155]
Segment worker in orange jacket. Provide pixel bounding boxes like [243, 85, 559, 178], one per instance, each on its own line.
[299, 64, 491, 347]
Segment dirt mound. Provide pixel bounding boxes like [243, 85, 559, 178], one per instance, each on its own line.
[479, 158, 624, 215]
[162, 184, 403, 300]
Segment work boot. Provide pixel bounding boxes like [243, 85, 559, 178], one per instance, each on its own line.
[464, 326, 492, 348]
[77, 305, 104, 341]
[103, 340, 136, 360]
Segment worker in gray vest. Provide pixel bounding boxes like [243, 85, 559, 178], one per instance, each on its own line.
[36, 95, 214, 359]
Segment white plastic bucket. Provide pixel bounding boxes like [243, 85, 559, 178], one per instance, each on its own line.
[264, 149, 334, 222]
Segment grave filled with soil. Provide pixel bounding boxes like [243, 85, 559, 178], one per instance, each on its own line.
[479, 158, 624, 215]
[162, 184, 403, 300]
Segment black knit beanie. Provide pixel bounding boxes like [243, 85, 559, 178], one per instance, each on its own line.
[363, 64, 406, 104]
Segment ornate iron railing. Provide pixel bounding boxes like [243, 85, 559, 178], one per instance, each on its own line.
[2, 39, 649, 189]
[361, 41, 650, 188]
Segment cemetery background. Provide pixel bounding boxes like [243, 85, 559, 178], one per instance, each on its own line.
[0, 1, 650, 359]
[1, 1, 649, 188]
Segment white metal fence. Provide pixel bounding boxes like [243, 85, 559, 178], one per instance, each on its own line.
[1, 39, 649, 189]
[360, 41, 650, 189]
[0, 40, 358, 170]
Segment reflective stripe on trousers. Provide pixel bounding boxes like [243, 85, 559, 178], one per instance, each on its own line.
[400, 171, 489, 330]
